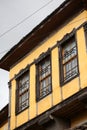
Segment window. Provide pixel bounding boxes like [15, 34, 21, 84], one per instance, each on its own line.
[36, 55, 52, 101]
[59, 35, 79, 85]
[16, 71, 29, 114]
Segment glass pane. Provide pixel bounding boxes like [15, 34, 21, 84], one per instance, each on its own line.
[63, 40, 77, 63]
[70, 46, 76, 57]
[46, 77, 51, 92]
[64, 62, 71, 74]
[64, 58, 78, 82]
[71, 58, 77, 75]
[40, 69, 46, 79]
[39, 57, 51, 80]
[38, 56, 51, 98]
[21, 100, 28, 110]
[39, 63, 46, 79]
[45, 66, 50, 76]
[21, 92, 28, 102]
[45, 59, 50, 67]
[40, 76, 51, 98]
[40, 80, 46, 90]
[72, 58, 77, 67]
[18, 73, 29, 96]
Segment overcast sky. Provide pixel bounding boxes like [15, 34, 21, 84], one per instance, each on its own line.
[0, 0, 65, 110]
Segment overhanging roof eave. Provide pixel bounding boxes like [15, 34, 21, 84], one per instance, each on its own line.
[0, 0, 86, 71]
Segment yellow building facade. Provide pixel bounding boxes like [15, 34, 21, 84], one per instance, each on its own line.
[1, 0, 87, 130]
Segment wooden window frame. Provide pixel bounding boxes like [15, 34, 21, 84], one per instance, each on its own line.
[36, 50, 52, 101]
[15, 67, 29, 115]
[58, 30, 79, 86]
[84, 23, 87, 50]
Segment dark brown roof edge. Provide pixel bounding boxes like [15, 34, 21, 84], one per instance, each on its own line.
[0, 104, 8, 113]
[0, 104, 8, 126]
[0, 0, 86, 71]
[0, 0, 71, 63]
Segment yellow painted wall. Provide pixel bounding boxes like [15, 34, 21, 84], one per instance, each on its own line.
[9, 10, 87, 129]
[77, 27, 87, 88]
[29, 65, 37, 119]
[52, 47, 62, 105]
[16, 109, 29, 127]
[10, 80, 16, 129]
[0, 121, 8, 130]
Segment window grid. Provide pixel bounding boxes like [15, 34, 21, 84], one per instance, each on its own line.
[16, 72, 29, 113]
[38, 56, 52, 99]
[60, 36, 78, 85]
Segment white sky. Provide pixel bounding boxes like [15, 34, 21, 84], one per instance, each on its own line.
[0, 0, 65, 110]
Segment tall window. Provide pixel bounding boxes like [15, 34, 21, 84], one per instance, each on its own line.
[59, 36, 79, 85]
[16, 71, 29, 114]
[36, 55, 52, 101]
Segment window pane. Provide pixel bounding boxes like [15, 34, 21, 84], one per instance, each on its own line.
[63, 57, 78, 82]
[21, 100, 28, 110]
[63, 40, 77, 63]
[21, 92, 28, 102]
[71, 58, 78, 75]
[46, 77, 51, 92]
[46, 65, 51, 76]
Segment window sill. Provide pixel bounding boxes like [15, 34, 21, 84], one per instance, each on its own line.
[16, 106, 29, 116]
[37, 91, 52, 102]
[60, 73, 79, 87]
